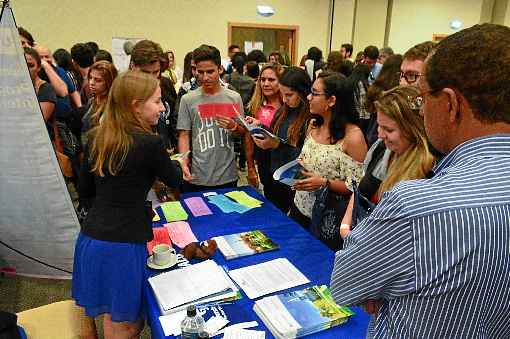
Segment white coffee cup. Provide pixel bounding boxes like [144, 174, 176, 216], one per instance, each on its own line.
[152, 244, 177, 266]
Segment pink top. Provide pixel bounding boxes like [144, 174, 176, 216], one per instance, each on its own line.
[255, 103, 278, 128]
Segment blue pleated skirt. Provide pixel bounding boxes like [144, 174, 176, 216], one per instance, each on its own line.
[72, 232, 147, 322]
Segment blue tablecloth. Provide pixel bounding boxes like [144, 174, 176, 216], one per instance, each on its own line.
[145, 186, 370, 339]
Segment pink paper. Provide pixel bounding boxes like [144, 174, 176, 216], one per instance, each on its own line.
[164, 222, 198, 248]
[147, 227, 172, 255]
[184, 197, 213, 217]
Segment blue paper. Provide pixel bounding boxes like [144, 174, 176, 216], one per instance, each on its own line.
[208, 194, 251, 214]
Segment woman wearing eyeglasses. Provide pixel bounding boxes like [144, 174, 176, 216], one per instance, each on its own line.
[289, 71, 367, 249]
[340, 85, 436, 239]
[250, 66, 311, 213]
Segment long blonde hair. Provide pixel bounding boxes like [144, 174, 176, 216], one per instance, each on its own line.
[247, 63, 282, 116]
[374, 86, 436, 195]
[89, 71, 158, 176]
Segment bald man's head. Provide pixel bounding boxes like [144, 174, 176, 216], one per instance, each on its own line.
[34, 45, 53, 64]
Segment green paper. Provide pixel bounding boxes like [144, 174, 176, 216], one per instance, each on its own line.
[160, 201, 188, 222]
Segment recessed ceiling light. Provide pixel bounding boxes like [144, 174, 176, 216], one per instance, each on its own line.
[257, 5, 275, 17]
[450, 20, 462, 29]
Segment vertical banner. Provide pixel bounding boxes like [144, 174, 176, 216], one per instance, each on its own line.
[0, 4, 79, 278]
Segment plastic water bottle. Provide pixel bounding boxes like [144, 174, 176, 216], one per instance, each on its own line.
[181, 305, 205, 339]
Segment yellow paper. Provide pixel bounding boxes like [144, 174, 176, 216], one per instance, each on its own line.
[225, 191, 263, 209]
[152, 210, 161, 222]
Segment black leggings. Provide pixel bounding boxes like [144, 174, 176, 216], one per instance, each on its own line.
[263, 178, 295, 214]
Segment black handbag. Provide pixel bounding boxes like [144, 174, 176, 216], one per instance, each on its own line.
[351, 182, 376, 230]
[310, 186, 350, 251]
[55, 120, 80, 158]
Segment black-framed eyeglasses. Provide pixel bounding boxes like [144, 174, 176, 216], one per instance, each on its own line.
[399, 71, 423, 84]
[310, 90, 327, 97]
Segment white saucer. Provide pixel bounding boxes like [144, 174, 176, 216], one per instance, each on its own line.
[147, 255, 177, 270]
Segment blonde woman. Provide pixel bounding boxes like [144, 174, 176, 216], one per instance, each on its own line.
[73, 71, 184, 339]
[340, 85, 436, 238]
[245, 63, 283, 189]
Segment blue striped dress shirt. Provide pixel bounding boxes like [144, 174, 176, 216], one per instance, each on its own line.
[330, 134, 510, 339]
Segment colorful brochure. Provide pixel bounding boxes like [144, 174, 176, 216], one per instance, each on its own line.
[214, 230, 278, 260]
[253, 285, 354, 339]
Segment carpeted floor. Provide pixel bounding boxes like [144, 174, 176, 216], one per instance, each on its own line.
[0, 274, 151, 338]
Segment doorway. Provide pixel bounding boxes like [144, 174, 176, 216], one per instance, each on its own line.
[228, 22, 299, 66]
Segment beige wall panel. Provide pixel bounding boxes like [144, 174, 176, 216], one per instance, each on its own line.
[9, 0, 331, 67]
[352, 0, 388, 55]
[330, 0, 356, 51]
[389, 0, 484, 54]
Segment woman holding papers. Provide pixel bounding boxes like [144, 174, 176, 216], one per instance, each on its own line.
[73, 71, 184, 339]
[245, 63, 283, 191]
[290, 72, 367, 249]
[339, 86, 436, 238]
[251, 66, 311, 213]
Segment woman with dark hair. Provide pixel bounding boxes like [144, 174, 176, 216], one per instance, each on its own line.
[290, 72, 366, 249]
[346, 63, 371, 134]
[250, 66, 311, 213]
[305, 47, 325, 82]
[25, 47, 56, 136]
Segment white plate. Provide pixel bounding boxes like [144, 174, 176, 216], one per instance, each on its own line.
[146, 255, 177, 270]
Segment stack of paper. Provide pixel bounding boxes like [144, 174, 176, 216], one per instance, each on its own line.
[160, 201, 189, 222]
[225, 191, 263, 209]
[184, 196, 213, 217]
[228, 258, 310, 299]
[148, 260, 239, 315]
[253, 285, 354, 339]
[147, 227, 172, 255]
[207, 194, 251, 214]
[214, 230, 278, 260]
[164, 222, 197, 248]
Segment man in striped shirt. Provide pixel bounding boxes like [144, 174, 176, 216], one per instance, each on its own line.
[330, 23, 510, 338]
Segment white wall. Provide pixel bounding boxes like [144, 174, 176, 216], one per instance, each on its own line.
[10, 0, 333, 67]
[353, 0, 388, 54]
[388, 0, 484, 53]
[331, 0, 356, 51]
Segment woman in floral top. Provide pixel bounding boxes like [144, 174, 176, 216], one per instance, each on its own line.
[290, 72, 367, 235]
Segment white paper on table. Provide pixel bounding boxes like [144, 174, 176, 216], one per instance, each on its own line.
[203, 192, 218, 197]
[159, 310, 187, 336]
[223, 328, 265, 339]
[227, 258, 310, 299]
[217, 321, 259, 336]
[149, 260, 234, 312]
[205, 315, 229, 336]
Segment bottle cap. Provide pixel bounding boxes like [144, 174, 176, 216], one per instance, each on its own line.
[186, 305, 196, 317]
[198, 331, 210, 338]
